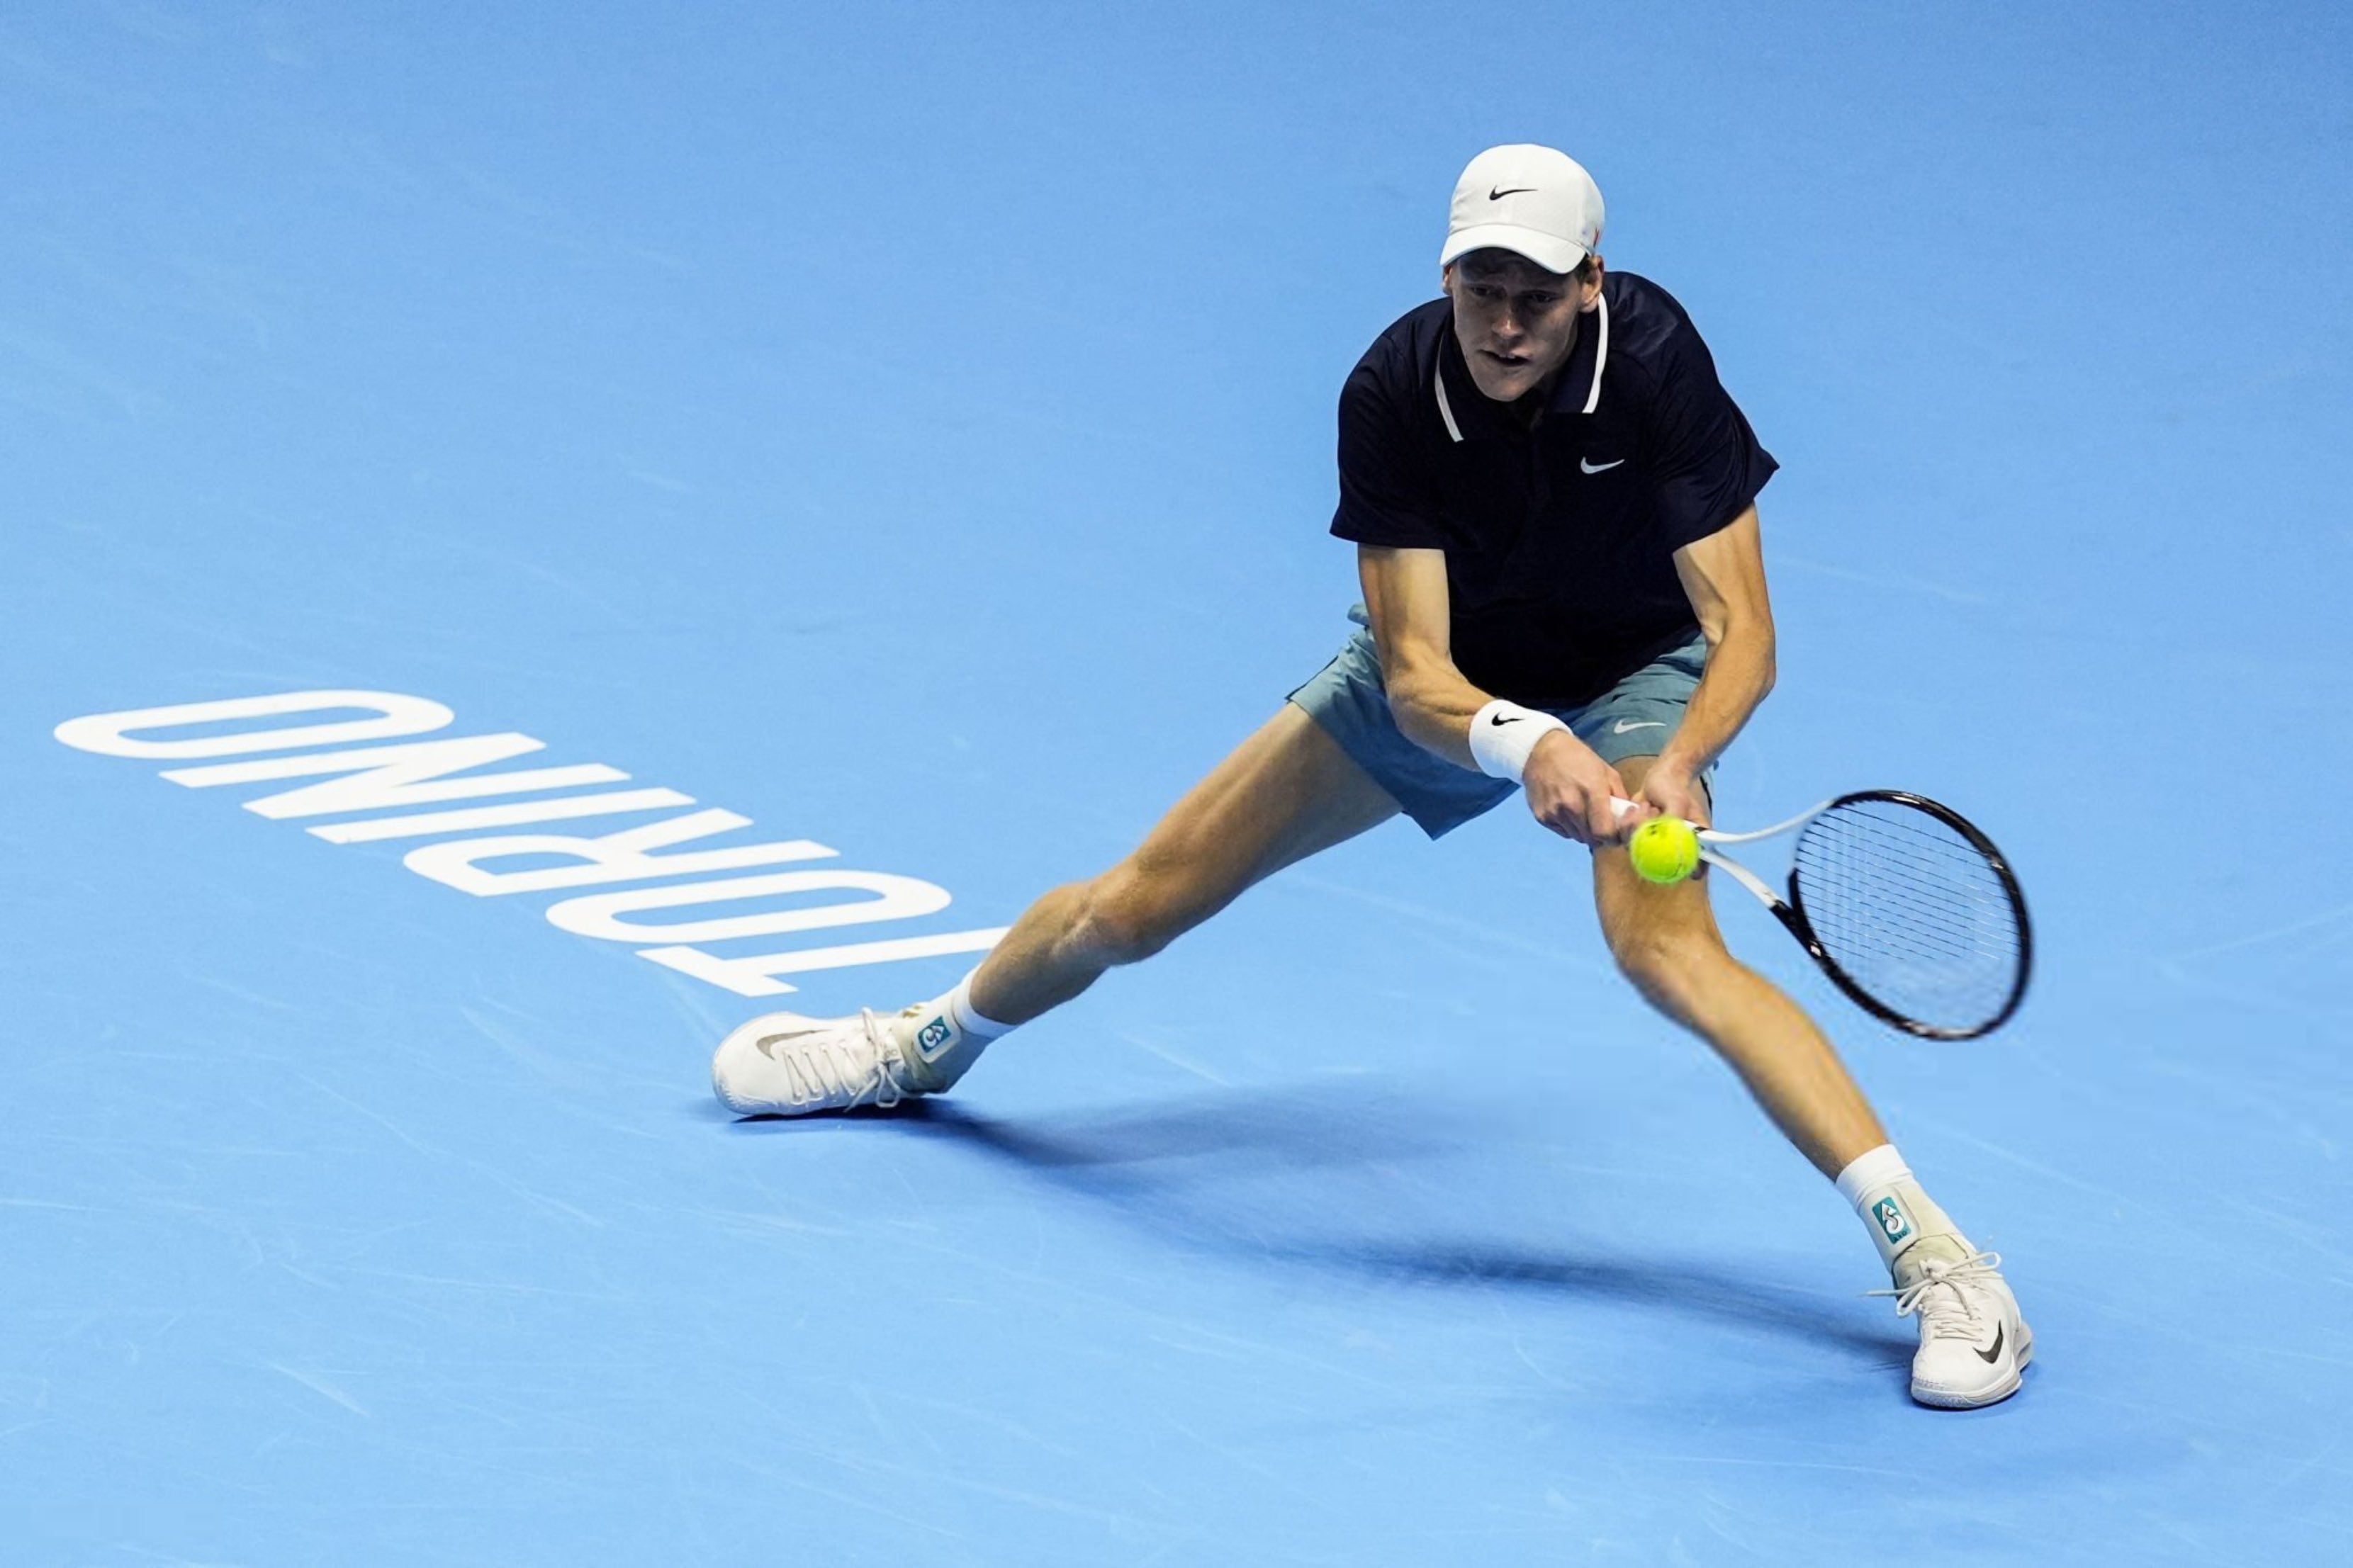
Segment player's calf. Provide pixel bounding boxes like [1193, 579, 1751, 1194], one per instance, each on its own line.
[1065, 861, 1208, 969]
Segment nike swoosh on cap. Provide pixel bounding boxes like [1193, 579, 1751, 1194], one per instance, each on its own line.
[1488, 186, 1536, 200]
[1580, 456, 1626, 473]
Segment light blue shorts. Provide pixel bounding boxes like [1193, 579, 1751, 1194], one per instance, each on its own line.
[1287, 607, 1714, 839]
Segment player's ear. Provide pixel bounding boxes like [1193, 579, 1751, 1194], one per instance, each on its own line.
[1579, 255, 1605, 312]
[1439, 261, 1456, 294]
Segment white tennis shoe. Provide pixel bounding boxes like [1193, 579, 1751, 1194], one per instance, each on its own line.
[711, 1005, 942, 1116]
[1873, 1242, 2033, 1409]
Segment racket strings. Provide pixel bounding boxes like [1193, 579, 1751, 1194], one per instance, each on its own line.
[1792, 799, 2025, 1034]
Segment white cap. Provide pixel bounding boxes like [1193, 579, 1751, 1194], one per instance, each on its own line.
[1439, 145, 1605, 276]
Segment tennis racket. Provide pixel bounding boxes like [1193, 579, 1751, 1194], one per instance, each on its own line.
[1612, 791, 2031, 1040]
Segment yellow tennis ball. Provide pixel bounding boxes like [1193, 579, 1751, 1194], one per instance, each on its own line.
[1627, 816, 1700, 885]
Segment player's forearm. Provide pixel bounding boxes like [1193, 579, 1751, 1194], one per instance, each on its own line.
[1658, 622, 1775, 777]
[1386, 660, 1493, 770]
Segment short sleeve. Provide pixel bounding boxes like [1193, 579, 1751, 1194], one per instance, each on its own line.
[1643, 332, 1778, 551]
[1330, 360, 1448, 549]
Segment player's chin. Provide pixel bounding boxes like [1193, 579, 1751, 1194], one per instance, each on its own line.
[1473, 357, 1537, 397]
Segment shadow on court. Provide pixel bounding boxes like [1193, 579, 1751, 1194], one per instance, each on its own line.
[1267, 1238, 1910, 1366]
[719, 1076, 1464, 1168]
[723, 1080, 1909, 1368]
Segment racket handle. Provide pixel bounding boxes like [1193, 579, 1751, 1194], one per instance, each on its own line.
[1612, 796, 1718, 844]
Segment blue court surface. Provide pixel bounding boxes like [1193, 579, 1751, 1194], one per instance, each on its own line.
[8, 4, 2352, 1563]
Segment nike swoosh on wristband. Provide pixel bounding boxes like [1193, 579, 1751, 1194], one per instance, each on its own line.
[1580, 456, 1625, 473]
[1611, 719, 1665, 734]
[1489, 714, 1524, 726]
[1975, 1324, 2006, 1365]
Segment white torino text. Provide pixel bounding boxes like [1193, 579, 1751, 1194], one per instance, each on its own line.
[52, 689, 1006, 998]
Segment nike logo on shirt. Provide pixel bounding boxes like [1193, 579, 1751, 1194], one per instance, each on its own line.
[1611, 719, 1665, 734]
[1580, 456, 1625, 473]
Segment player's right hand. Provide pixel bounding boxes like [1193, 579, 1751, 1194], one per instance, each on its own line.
[1522, 731, 1641, 845]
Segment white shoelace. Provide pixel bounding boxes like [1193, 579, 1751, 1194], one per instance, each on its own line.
[1868, 1247, 2006, 1341]
[780, 1009, 911, 1109]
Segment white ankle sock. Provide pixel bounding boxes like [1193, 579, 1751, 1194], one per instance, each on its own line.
[1835, 1144, 1970, 1277]
[895, 970, 1011, 1090]
[944, 971, 1014, 1042]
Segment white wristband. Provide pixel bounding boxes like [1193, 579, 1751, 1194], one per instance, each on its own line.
[1468, 700, 1569, 782]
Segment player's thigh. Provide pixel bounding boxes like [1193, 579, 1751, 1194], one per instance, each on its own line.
[1122, 701, 1400, 915]
[1590, 754, 1726, 959]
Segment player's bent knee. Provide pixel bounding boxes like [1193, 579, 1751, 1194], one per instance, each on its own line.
[1607, 925, 1724, 1006]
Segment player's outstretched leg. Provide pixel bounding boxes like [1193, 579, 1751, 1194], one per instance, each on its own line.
[712, 703, 1399, 1116]
[1593, 756, 2032, 1409]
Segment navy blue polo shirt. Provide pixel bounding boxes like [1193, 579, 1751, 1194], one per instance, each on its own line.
[1330, 270, 1776, 709]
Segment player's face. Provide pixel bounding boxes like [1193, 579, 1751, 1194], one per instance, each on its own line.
[1443, 251, 1601, 402]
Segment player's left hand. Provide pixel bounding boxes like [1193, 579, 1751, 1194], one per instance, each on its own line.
[1638, 762, 1711, 830]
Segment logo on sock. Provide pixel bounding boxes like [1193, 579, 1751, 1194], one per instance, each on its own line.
[914, 1015, 955, 1061]
[1872, 1195, 1914, 1246]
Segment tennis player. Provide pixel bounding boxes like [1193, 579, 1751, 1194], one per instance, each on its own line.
[713, 145, 2033, 1409]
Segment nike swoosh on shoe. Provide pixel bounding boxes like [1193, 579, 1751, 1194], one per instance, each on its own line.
[755, 1030, 822, 1060]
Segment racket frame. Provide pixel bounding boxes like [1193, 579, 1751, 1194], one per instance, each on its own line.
[1689, 791, 2033, 1041]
